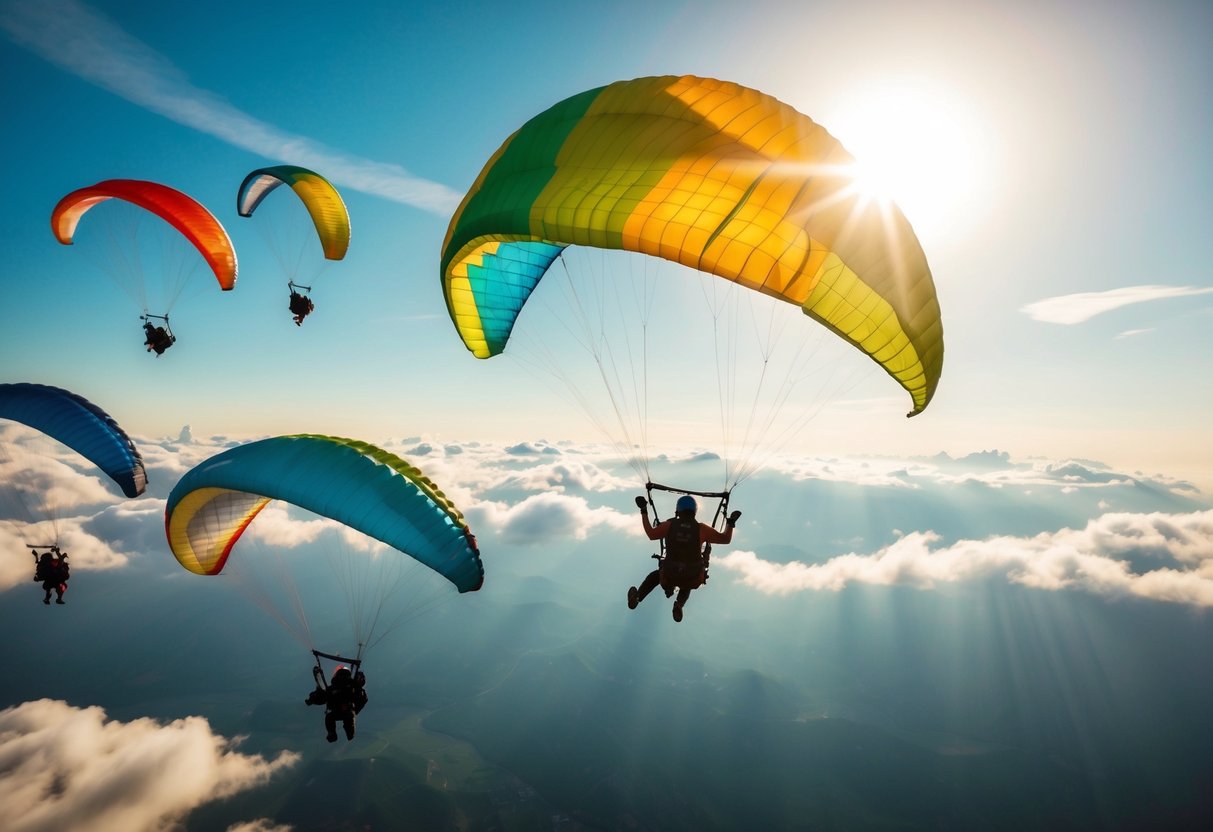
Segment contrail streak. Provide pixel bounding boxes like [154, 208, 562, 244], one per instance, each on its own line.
[0, 0, 461, 215]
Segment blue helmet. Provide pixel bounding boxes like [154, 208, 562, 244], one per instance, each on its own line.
[675, 495, 698, 515]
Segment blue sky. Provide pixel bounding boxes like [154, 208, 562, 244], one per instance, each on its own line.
[3, 2, 1213, 829]
[2, 0, 1211, 483]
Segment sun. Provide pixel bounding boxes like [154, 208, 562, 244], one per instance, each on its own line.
[821, 79, 990, 240]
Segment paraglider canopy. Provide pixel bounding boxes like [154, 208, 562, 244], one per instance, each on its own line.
[164, 434, 483, 592]
[52, 179, 238, 291]
[441, 74, 943, 417]
[237, 165, 350, 261]
[163, 434, 483, 667]
[0, 382, 147, 498]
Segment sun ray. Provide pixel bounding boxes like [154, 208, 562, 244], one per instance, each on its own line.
[817, 78, 990, 240]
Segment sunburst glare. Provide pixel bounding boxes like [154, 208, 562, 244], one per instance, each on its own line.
[822, 78, 990, 240]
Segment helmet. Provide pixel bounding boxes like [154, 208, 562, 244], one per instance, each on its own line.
[675, 495, 698, 515]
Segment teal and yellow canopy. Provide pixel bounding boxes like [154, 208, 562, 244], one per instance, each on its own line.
[164, 434, 483, 592]
[238, 165, 350, 261]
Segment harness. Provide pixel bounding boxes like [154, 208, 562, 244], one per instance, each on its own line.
[663, 516, 702, 564]
[639, 481, 731, 586]
[29, 544, 66, 582]
[311, 647, 363, 694]
[141, 313, 176, 351]
[288, 281, 314, 314]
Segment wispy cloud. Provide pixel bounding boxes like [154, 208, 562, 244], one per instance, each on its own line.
[717, 509, 1213, 607]
[0, 0, 461, 214]
[0, 699, 298, 832]
[1021, 285, 1213, 324]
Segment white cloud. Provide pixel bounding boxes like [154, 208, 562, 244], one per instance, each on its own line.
[496, 460, 636, 494]
[404, 441, 635, 512]
[82, 498, 166, 556]
[0, 423, 159, 592]
[760, 452, 1188, 494]
[717, 509, 1213, 607]
[468, 492, 640, 545]
[0, 519, 132, 592]
[1, 432, 644, 591]
[0, 699, 299, 832]
[241, 502, 338, 548]
[0, 456, 114, 513]
[504, 442, 545, 456]
[6, 428, 1206, 604]
[135, 437, 220, 485]
[227, 822, 293, 832]
[1021, 285, 1213, 324]
[0, 424, 123, 511]
[0, 0, 460, 214]
[240, 503, 388, 555]
[762, 454, 927, 488]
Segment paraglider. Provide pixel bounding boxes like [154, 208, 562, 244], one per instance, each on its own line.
[237, 165, 350, 326]
[1, 383, 146, 603]
[165, 434, 481, 587]
[628, 491, 741, 622]
[164, 434, 483, 738]
[31, 545, 69, 605]
[305, 659, 368, 742]
[51, 179, 237, 354]
[440, 75, 944, 615]
[287, 284, 314, 326]
[141, 314, 175, 356]
[0, 383, 147, 499]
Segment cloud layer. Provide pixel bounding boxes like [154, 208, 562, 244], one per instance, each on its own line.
[468, 491, 639, 546]
[718, 509, 1213, 606]
[0, 425, 144, 590]
[4, 424, 1210, 608]
[0, 699, 298, 832]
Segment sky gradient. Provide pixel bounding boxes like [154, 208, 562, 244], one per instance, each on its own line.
[3, 1, 1213, 830]
[2, 0, 1210, 484]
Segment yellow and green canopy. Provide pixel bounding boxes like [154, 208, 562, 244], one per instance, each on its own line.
[441, 75, 943, 415]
